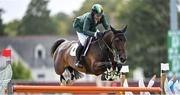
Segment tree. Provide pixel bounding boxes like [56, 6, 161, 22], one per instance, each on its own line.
[18, 0, 56, 35]
[0, 8, 5, 36]
[12, 61, 31, 80]
[4, 20, 20, 36]
[51, 13, 73, 35]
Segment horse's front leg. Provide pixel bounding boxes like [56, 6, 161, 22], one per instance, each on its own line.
[112, 63, 122, 80]
[105, 66, 114, 80]
[94, 61, 114, 80]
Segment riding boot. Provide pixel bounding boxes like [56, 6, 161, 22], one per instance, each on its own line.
[75, 44, 84, 68]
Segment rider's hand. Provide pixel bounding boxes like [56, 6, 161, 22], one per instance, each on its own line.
[96, 32, 104, 39]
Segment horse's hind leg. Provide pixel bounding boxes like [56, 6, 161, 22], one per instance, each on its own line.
[59, 74, 73, 86]
[59, 67, 84, 85]
[54, 50, 65, 75]
[66, 67, 75, 80]
[59, 75, 66, 85]
[67, 67, 83, 80]
[59, 67, 79, 85]
[73, 70, 84, 79]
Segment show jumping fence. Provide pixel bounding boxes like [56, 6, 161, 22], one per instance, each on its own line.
[7, 63, 169, 94]
[13, 85, 161, 94]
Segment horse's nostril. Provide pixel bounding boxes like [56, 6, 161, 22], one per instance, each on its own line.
[120, 58, 123, 61]
[120, 57, 126, 63]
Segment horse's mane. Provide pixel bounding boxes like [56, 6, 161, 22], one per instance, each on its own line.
[104, 29, 112, 34]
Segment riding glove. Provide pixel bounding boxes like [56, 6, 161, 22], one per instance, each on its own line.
[95, 32, 104, 39]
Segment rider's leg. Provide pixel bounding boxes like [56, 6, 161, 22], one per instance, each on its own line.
[75, 32, 88, 68]
[75, 43, 84, 66]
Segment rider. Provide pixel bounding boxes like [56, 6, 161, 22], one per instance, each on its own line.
[73, 4, 110, 68]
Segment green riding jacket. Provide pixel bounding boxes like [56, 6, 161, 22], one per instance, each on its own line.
[73, 12, 109, 37]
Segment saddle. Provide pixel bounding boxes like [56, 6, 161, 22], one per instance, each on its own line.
[70, 37, 96, 57]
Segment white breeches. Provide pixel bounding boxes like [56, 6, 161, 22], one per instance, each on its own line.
[76, 30, 100, 46]
[76, 32, 88, 46]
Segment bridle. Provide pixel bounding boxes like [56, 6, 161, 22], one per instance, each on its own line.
[98, 32, 126, 64]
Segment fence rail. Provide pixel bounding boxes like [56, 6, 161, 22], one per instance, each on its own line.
[13, 85, 161, 93]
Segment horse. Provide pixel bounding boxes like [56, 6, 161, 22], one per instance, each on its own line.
[51, 25, 127, 85]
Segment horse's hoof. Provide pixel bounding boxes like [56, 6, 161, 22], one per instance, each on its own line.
[66, 80, 74, 85]
[112, 76, 120, 81]
[108, 78, 114, 81]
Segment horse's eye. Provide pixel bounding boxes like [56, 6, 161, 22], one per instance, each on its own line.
[120, 38, 125, 41]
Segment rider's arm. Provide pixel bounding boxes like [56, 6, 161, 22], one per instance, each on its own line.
[83, 17, 96, 37]
[101, 15, 109, 30]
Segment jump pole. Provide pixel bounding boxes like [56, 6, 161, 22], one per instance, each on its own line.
[119, 65, 129, 95]
[120, 65, 129, 87]
[13, 85, 161, 94]
[161, 63, 169, 95]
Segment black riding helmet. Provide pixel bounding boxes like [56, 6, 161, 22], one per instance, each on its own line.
[91, 4, 103, 16]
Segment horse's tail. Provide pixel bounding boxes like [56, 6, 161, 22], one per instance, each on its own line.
[51, 39, 65, 57]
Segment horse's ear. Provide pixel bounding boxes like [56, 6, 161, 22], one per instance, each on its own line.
[110, 25, 118, 33]
[120, 25, 127, 33]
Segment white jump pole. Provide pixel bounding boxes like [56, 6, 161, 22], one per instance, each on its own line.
[161, 63, 169, 95]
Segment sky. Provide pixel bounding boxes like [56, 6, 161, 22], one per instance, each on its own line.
[0, 0, 85, 23]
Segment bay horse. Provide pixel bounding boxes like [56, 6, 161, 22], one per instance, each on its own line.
[51, 26, 127, 85]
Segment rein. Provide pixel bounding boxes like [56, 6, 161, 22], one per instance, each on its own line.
[97, 30, 114, 54]
[101, 39, 113, 53]
[98, 33, 123, 64]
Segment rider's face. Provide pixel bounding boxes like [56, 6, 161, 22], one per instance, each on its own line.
[94, 14, 102, 22]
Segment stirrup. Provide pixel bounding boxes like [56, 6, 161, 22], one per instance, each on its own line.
[75, 61, 83, 68]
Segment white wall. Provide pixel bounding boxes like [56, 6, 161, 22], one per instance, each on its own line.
[133, 67, 144, 81]
[31, 67, 59, 82]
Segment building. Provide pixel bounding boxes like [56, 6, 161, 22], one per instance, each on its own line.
[0, 36, 77, 82]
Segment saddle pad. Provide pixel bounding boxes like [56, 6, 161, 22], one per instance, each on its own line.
[70, 43, 78, 56]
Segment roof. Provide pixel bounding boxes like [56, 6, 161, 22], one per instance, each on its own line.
[0, 36, 77, 68]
